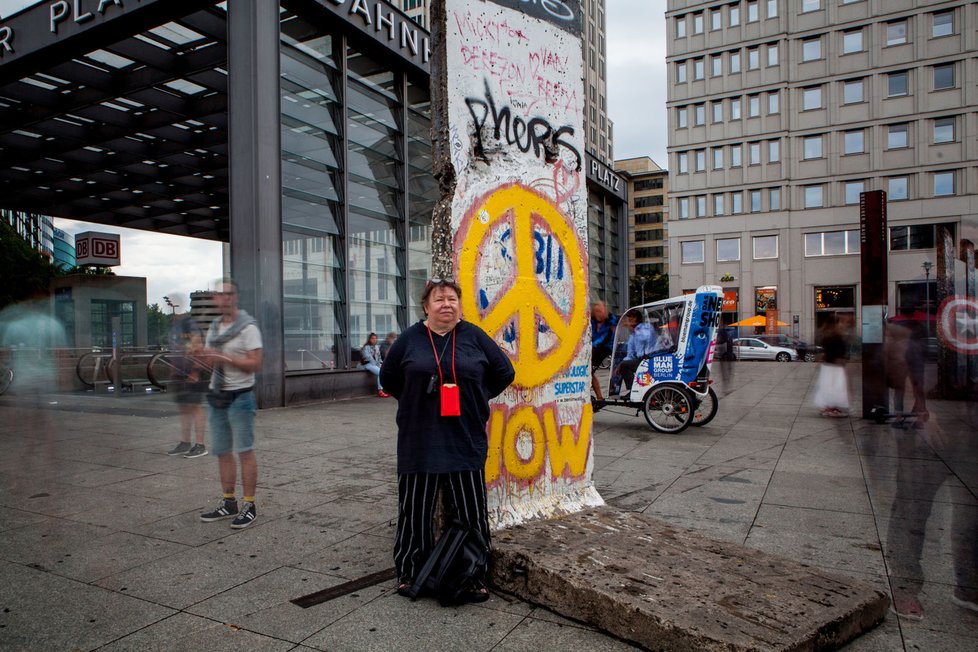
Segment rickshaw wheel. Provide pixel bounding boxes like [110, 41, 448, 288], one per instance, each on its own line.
[690, 386, 719, 427]
[642, 383, 694, 434]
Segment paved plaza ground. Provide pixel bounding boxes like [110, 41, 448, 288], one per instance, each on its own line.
[0, 361, 975, 651]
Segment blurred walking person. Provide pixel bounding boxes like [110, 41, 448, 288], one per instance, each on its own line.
[165, 293, 208, 458]
[813, 315, 849, 417]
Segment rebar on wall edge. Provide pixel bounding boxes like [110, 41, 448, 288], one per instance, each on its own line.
[428, 0, 456, 280]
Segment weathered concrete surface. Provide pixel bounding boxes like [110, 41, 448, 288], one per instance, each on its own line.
[491, 506, 890, 652]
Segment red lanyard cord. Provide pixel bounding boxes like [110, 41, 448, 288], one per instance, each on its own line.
[426, 325, 457, 385]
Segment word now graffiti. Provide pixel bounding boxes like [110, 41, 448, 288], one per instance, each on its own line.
[465, 81, 581, 170]
[486, 402, 593, 484]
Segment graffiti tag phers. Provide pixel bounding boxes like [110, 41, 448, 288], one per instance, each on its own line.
[465, 81, 582, 171]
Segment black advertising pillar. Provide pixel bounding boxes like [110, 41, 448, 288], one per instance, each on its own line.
[860, 191, 888, 418]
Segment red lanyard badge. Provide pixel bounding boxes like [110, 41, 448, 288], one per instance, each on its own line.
[426, 325, 460, 417]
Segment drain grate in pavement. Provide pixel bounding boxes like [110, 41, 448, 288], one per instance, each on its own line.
[291, 567, 397, 608]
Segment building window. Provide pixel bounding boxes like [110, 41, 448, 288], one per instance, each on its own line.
[886, 20, 907, 46]
[730, 98, 742, 120]
[748, 47, 760, 70]
[844, 130, 864, 155]
[714, 194, 725, 216]
[768, 91, 779, 114]
[730, 3, 740, 26]
[717, 238, 741, 261]
[844, 180, 865, 204]
[934, 117, 955, 143]
[888, 176, 908, 201]
[750, 189, 762, 212]
[801, 0, 819, 12]
[768, 139, 780, 162]
[711, 8, 722, 30]
[767, 0, 778, 18]
[693, 12, 704, 34]
[887, 123, 908, 149]
[712, 55, 723, 76]
[676, 16, 687, 38]
[802, 86, 822, 110]
[682, 241, 705, 263]
[730, 51, 741, 73]
[749, 142, 761, 165]
[842, 29, 863, 54]
[803, 135, 822, 159]
[748, 95, 761, 117]
[804, 185, 823, 208]
[933, 63, 955, 90]
[887, 71, 908, 97]
[678, 197, 690, 219]
[933, 171, 955, 196]
[753, 235, 779, 259]
[732, 192, 743, 214]
[677, 107, 688, 128]
[890, 224, 937, 251]
[747, 1, 759, 22]
[767, 43, 779, 67]
[802, 36, 821, 61]
[695, 149, 706, 171]
[806, 230, 860, 256]
[731, 144, 742, 166]
[695, 195, 707, 217]
[678, 152, 689, 173]
[713, 101, 724, 123]
[843, 78, 863, 104]
[713, 147, 724, 169]
[677, 62, 687, 82]
[932, 11, 953, 38]
[769, 187, 781, 210]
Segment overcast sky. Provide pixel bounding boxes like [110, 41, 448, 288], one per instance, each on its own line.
[1, 0, 668, 304]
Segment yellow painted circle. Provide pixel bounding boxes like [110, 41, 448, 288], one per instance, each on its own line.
[457, 183, 588, 388]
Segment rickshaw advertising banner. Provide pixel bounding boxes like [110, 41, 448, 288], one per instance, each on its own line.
[441, 0, 599, 527]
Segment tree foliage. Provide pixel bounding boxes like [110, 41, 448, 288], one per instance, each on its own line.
[0, 220, 59, 311]
[146, 303, 171, 348]
[628, 273, 670, 307]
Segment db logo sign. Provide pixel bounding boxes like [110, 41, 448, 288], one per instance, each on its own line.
[75, 231, 121, 266]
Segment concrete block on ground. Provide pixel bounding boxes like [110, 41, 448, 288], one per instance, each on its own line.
[491, 506, 889, 652]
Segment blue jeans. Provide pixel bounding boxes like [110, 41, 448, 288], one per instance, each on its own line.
[363, 363, 382, 390]
[208, 390, 256, 456]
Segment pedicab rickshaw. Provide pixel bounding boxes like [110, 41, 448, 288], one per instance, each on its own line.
[592, 285, 723, 434]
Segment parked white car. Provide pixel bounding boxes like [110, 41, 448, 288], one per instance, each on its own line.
[732, 337, 797, 362]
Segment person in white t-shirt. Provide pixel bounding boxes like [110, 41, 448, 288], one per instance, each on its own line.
[198, 280, 264, 529]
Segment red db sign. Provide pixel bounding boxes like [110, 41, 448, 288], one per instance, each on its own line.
[75, 231, 121, 266]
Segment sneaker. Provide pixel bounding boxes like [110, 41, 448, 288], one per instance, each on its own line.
[200, 499, 238, 522]
[184, 444, 208, 459]
[230, 501, 257, 529]
[952, 590, 978, 613]
[378, 390, 391, 398]
[167, 442, 192, 456]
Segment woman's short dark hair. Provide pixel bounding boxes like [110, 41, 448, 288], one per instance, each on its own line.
[421, 278, 462, 306]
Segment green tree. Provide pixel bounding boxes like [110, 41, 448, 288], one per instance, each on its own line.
[146, 303, 171, 348]
[628, 273, 670, 307]
[0, 220, 59, 311]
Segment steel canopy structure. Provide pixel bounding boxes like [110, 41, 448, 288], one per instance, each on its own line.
[0, 0, 229, 240]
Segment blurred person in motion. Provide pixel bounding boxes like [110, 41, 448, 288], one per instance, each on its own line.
[883, 317, 912, 427]
[589, 301, 617, 401]
[813, 314, 850, 417]
[165, 293, 208, 458]
[380, 331, 397, 361]
[199, 280, 263, 529]
[0, 290, 67, 403]
[380, 277, 514, 602]
[360, 332, 388, 398]
[904, 303, 930, 426]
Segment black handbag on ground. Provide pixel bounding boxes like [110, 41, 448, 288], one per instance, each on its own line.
[405, 520, 490, 606]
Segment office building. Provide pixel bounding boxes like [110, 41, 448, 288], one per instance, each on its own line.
[666, 0, 978, 340]
[616, 157, 669, 279]
[2, 210, 54, 259]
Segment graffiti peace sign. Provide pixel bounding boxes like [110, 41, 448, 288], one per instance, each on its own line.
[457, 183, 588, 388]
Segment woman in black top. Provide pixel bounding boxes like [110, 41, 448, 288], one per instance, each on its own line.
[380, 278, 515, 601]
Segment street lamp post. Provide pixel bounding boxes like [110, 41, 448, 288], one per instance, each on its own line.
[921, 261, 933, 338]
[163, 295, 178, 315]
[640, 276, 649, 305]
